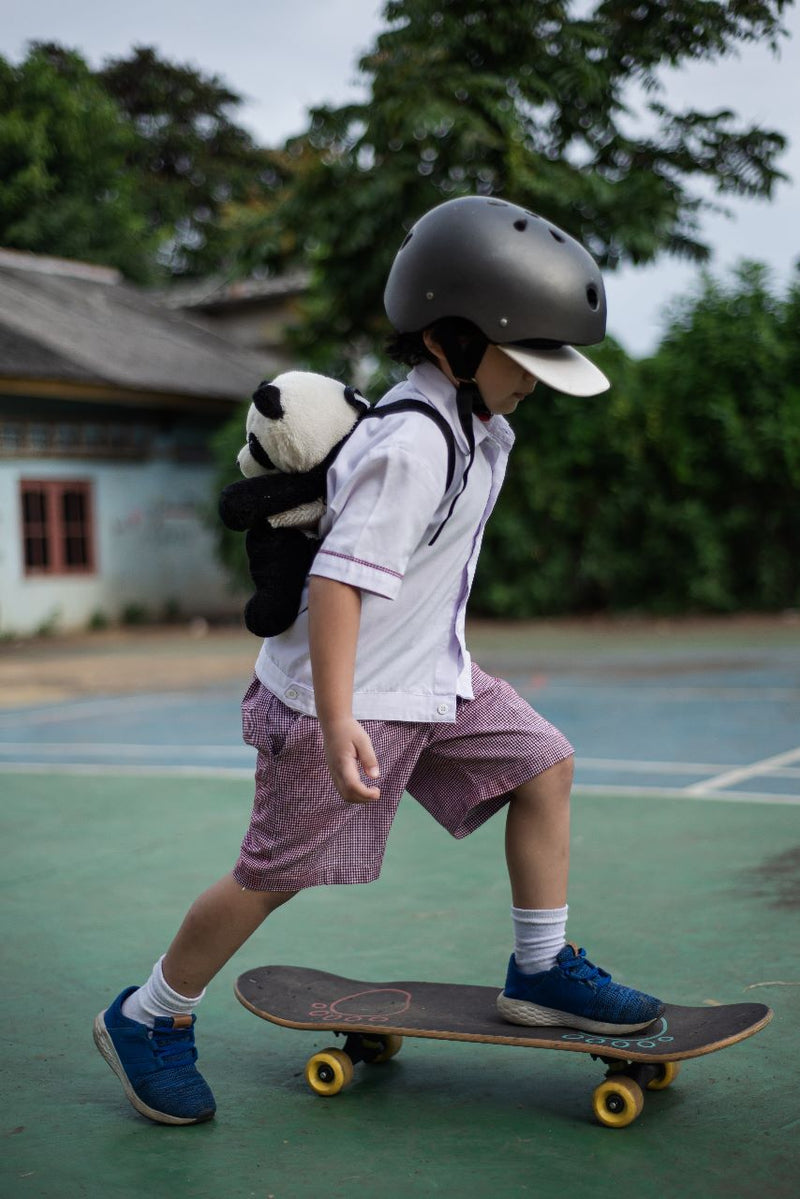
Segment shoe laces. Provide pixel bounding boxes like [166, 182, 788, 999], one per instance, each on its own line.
[560, 946, 611, 989]
[149, 1023, 198, 1069]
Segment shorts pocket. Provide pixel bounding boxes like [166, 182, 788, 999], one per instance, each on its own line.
[242, 678, 303, 757]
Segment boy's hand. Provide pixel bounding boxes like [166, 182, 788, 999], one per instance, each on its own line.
[322, 718, 381, 804]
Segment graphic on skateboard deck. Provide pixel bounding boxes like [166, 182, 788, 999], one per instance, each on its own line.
[235, 965, 773, 1128]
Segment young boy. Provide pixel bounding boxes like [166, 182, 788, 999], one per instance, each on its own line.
[94, 196, 663, 1126]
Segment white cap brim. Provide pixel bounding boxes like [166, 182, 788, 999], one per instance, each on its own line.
[498, 343, 610, 397]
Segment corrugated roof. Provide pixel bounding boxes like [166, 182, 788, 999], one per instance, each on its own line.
[157, 269, 309, 312]
[0, 250, 281, 402]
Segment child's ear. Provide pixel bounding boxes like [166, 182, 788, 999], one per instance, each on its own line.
[422, 329, 446, 365]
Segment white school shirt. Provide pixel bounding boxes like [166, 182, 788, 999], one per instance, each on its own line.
[254, 361, 515, 722]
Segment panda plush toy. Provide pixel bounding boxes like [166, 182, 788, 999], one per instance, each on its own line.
[219, 371, 367, 637]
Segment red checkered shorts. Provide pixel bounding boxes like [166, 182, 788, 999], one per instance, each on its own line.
[233, 664, 573, 890]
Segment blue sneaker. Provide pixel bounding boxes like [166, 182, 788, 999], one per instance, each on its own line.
[497, 944, 664, 1034]
[93, 987, 216, 1125]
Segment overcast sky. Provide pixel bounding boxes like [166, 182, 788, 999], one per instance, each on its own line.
[3, 0, 799, 356]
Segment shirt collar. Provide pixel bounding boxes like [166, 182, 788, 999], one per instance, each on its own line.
[405, 362, 514, 454]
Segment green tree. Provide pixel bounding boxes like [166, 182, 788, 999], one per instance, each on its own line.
[97, 46, 274, 276]
[231, 0, 791, 375]
[629, 261, 800, 611]
[471, 263, 800, 616]
[0, 43, 154, 279]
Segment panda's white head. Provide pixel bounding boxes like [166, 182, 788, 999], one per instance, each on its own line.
[237, 371, 368, 478]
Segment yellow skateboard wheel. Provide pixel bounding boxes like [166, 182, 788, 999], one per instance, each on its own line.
[305, 1048, 355, 1096]
[592, 1076, 645, 1128]
[366, 1034, 403, 1063]
[647, 1061, 681, 1091]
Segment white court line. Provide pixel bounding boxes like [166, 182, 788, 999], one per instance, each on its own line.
[0, 761, 255, 780]
[0, 688, 241, 727]
[2, 742, 800, 786]
[541, 683, 800, 701]
[1, 761, 799, 803]
[3, 746, 800, 779]
[573, 783, 800, 806]
[0, 742, 253, 758]
[684, 746, 800, 794]
[580, 758, 729, 776]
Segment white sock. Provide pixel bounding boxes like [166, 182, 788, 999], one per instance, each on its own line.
[121, 955, 206, 1028]
[511, 905, 569, 975]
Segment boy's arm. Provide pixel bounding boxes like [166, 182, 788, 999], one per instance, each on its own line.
[308, 575, 381, 804]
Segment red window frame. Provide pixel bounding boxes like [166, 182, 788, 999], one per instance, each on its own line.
[20, 479, 96, 576]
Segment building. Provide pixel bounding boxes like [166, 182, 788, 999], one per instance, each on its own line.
[0, 249, 287, 636]
[157, 270, 308, 360]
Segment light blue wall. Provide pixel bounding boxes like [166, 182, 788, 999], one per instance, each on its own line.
[0, 456, 241, 634]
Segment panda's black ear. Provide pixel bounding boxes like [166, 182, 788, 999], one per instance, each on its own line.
[252, 382, 284, 420]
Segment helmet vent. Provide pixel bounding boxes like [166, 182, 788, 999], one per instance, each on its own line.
[549, 228, 566, 243]
[513, 219, 528, 232]
[586, 284, 599, 309]
[400, 231, 413, 249]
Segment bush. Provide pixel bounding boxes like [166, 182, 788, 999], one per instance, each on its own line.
[472, 263, 800, 615]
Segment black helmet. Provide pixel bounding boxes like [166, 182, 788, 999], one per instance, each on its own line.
[384, 195, 609, 396]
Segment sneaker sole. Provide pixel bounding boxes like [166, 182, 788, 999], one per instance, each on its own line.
[93, 1012, 215, 1126]
[496, 992, 662, 1036]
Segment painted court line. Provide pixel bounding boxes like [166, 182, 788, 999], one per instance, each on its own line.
[574, 783, 800, 806]
[1, 761, 799, 804]
[684, 746, 800, 794]
[0, 741, 253, 759]
[0, 762, 255, 780]
[580, 757, 729, 776]
[0, 689, 241, 728]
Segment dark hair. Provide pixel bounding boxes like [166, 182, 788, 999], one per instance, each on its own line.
[384, 317, 487, 370]
[384, 329, 433, 367]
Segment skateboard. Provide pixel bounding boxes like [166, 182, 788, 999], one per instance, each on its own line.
[235, 965, 773, 1128]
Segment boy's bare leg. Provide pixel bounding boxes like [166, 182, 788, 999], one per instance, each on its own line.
[161, 873, 297, 997]
[500, 754, 664, 1031]
[504, 756, 573, 910]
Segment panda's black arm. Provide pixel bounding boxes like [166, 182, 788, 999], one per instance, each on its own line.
[218, 462, 329, 531]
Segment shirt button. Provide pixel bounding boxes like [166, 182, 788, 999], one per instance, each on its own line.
[437, 703, 449, 715]
[286, 688, 298, 700]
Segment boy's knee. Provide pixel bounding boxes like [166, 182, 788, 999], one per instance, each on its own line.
[257, 889, 298, 915]
[555, 754, 575, 787]
[512, 755, 574, 804]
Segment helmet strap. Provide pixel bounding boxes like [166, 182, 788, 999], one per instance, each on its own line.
[456, 381, 488, 424]
[434, 324, 492, 422]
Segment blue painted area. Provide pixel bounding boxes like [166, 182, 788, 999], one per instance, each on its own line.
[512, 676, 800, 770]
[1, 648, 799, 801]
[0, 686, 254, 771]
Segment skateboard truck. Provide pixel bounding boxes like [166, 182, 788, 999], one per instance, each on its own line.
[305, 1032, 403, 1097]
[592, 1057, 682, 1127]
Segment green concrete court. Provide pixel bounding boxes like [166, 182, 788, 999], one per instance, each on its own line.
[4, 775, 799, 1197]
[2, 620, 800, 1197]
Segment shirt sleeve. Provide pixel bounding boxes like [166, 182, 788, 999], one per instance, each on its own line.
[310, 440, 444, 599]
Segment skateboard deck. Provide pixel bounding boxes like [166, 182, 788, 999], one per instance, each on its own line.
[235, 965, 772, 1128]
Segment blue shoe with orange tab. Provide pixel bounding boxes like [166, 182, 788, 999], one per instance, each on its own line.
[94, 986, 216, 1125]
[497, 944, 664, 1034]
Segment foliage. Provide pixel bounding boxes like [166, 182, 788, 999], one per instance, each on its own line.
[0, 43, 274, 280]
[231, 0, 791, 373]
[0, 44, 155, 280]
[471, 263, 800, 615]
[97, 46, 274, 277]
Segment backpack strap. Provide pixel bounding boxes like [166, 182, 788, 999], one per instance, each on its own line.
[360, 399, 457, 492]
